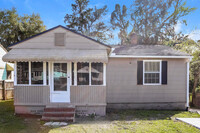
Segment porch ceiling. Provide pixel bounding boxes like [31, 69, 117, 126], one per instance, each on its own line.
[2, 49, 108, 63]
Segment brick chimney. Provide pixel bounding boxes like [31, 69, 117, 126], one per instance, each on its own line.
[130, 33, 138, 45]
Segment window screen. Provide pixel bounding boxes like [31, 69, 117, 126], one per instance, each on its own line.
[31, 62, 43, 84]
[144, 61, 160, 84]
[91, 63, 103, 85]
[17, 62, 29, 84]
[77, 63, 89, 85]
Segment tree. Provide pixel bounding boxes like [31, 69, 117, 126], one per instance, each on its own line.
[110, 4, 130, 45]
[0, 8, 46, 50]
[64, 0, 111, 42]
[190, 50, 200, 105]
[131, 0, 196, 44]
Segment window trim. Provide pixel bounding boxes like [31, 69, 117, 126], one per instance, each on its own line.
[143, 60, 162, 85]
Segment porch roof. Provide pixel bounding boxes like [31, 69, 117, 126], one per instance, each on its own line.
[2, 49, 108, 63]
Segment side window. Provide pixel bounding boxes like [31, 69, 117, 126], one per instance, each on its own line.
[144, 61, 161, 84]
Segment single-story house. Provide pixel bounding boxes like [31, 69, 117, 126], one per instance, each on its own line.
[0, 44, 14, 81]
[3, 25, 192, 121]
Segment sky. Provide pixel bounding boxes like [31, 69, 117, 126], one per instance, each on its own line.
[0, 0, 200, 44]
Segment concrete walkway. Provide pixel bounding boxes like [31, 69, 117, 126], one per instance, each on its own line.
[189, 108, 200, 115]
[176, 118, 200, 129]
[44, 122, 68, 126]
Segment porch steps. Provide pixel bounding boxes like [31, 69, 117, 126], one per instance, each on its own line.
[41, 104, 75, 122]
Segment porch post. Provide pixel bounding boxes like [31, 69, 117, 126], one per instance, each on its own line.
[14, 61, 17, 85]
[43, 62, 47, 85]
[29, 61, 31, 85]
[48, 62, 51, 86]
[103, 63, 106, 86]
[74, 62, 77, 86]
[89, 62, 91, 85]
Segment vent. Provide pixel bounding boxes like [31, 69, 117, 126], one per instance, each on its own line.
[55, 33, 65, 46]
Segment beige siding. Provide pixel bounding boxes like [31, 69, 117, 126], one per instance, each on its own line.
[107, 58, 187, 104]
[70, 86, 106, 105]
[14, 85, 50, 105]
[11, 27, 109, 50]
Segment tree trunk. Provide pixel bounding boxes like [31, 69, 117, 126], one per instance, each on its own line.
[192, 68, 200, 105]
[192, 76, 198, 105]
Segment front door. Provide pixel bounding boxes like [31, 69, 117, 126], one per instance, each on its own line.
[51, 63, 70, 103]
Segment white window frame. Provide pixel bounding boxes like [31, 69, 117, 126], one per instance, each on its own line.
[143, 60, 162, 85]
[73, 62, 106, 86]
[15, 61, 48, 86]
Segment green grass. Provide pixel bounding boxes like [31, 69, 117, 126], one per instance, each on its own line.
[0, 100, 26, 133]
[0, 100, 200, 133]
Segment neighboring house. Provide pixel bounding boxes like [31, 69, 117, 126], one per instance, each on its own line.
[0, 44, 14, 81]
[3, 25, 191, 120]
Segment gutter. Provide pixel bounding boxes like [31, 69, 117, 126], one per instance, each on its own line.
[109, 54, 193, 59]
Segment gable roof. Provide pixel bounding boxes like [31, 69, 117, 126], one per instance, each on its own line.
[8, 25, 111, 48]
[0, 44, 7, 53]
[111, 44, 191, 58]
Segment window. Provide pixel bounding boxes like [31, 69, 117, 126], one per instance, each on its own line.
[77, 63, 89, 85]
[16, 62, 49, 85]
[72, 62, 104, 86]
[7, 71, 12, 80]
[31, 62, 43, 84]
[91, 63, 103, 85]
[143, 61, 161, 85]
[17, 62, 29, 84]
[54, 63, 67, 91]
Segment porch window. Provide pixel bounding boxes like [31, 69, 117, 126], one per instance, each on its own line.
[143, 61, 161, 85]
[15, 62, 49, 85]
[77, 63, 89, 85]
[31, 62, 43, 84]
[91, 63, 103, 85]
[17, 62, 29, 84]
[74, 62, 105, 86]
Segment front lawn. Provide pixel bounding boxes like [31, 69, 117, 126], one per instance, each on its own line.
[0, 100, 200, 133]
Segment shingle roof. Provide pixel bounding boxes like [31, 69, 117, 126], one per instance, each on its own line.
[112, 44, 190, 56]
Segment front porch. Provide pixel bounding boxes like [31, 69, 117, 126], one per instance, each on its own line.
[13, 61, 107, 117]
